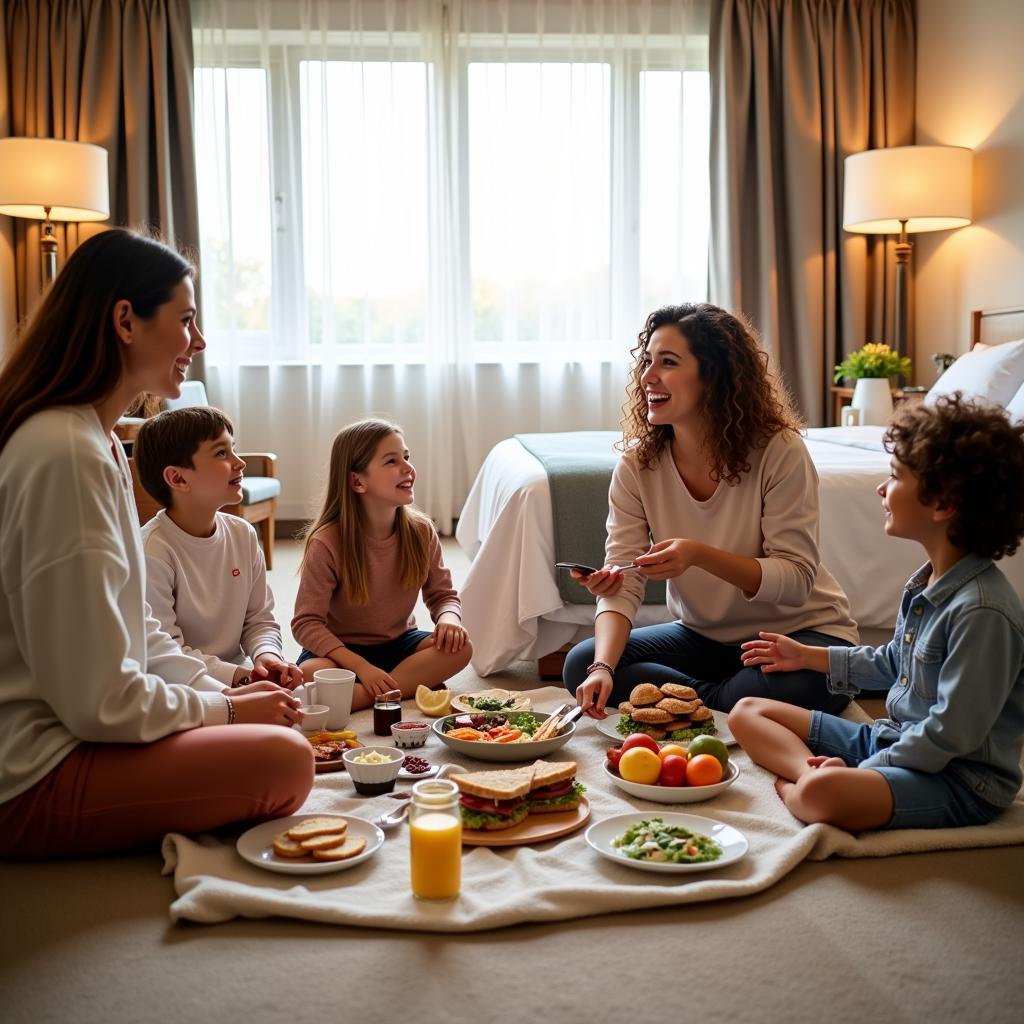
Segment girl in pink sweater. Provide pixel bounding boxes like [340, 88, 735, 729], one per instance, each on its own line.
[293, 419, 471, 709]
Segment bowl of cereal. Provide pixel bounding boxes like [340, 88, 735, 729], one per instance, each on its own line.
[341, 746, 403, 795]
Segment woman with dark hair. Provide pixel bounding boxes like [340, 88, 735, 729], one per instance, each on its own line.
[564, 302, 858, 724]
[0, 228, 312, 860]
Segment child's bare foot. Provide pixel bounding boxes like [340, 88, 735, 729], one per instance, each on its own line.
[774, 776, 795, 804]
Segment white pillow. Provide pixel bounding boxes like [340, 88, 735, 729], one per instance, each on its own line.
[1005, 381, 1024, 424]
[925, 338, 1024, 408]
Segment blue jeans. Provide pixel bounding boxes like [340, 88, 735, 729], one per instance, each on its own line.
[808, 712, 1004, 829]
[563, 622, 851, 713]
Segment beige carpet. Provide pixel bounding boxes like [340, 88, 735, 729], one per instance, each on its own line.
[3, 540, 1023, 1024]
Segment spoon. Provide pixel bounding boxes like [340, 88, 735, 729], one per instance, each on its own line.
[375, 764, 456, 830]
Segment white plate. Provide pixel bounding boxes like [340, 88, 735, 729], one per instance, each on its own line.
[585, 812, 748, 874]
[603, 759, 740, 803]
[236, 814, 384, 875]
[398, 762, 440, 780]
[596, 709, 735, 746]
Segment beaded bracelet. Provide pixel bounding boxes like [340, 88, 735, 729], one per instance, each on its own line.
[586, 660, 614, 676]
[224, 694, 237, 725]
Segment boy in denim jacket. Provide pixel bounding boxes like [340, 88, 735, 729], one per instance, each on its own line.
[730, 395, 1024, 831]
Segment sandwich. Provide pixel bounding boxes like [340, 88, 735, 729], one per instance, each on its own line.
[616, 682, 717, 742]
[527, 759, 585, 814]
[450, 766, 535, 831]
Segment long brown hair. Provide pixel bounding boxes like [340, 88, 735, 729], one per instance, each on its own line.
[301, 419, 432, 604]
[0, 228, 194, 454]
[620, 303, 802, 483]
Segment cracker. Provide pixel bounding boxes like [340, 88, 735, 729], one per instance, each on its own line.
[272, 834, 310, 858]
[285, 816, 349, 840]
[300, 831, 352, 852]
[312, 836, 367, 861]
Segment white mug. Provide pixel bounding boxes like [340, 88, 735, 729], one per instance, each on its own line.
[841, 406, 862, 427]
[307, 669, 356, 729]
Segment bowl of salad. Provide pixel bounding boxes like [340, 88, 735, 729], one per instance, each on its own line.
[432, 710, 577, 761]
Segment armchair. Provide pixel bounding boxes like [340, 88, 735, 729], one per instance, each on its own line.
[117, 382, 282, 568]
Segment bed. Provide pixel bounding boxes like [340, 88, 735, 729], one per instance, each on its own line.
[456, 307, 1024, 676]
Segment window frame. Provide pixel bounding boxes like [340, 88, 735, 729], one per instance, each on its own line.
[193, 29, 709, 366]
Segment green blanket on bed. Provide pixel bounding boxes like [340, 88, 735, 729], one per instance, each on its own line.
[514, 431, 666, 606]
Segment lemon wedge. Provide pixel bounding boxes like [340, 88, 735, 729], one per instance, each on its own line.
[415, 685, 452, 717]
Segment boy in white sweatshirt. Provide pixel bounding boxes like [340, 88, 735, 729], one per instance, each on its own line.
[135, 407, 302, 690]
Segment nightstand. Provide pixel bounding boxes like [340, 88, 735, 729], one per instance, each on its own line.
[830, 386, 926, 426]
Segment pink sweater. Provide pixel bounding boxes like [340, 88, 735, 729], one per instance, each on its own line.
[292, 523, 462, 652]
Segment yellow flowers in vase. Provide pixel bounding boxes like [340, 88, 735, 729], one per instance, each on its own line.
[834, 343, 912, 385]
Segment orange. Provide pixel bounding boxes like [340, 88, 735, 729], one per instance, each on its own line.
[658, 744, 688, 763]
[618, 747, 663, 785]
[686, 753, 724, 787]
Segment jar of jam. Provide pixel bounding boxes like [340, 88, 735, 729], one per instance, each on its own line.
[373, 689, 403, 736]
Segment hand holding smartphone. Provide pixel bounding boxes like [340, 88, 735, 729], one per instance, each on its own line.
[556, 561, 641, 575]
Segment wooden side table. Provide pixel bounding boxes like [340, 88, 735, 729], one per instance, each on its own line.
[830, 386, 926, 426]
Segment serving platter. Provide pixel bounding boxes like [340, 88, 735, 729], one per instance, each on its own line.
[433, 711, 576, 762]
[461, 798, 590, 847]
[596, 709, 736, 746]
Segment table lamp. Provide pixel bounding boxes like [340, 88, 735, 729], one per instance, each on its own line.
[0, 137, 110, 287]
[843, 144, 972, 367]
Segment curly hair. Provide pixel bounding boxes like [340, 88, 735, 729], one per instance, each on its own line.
[884, 394, 1024, 560]
[619, 303, 802, 483]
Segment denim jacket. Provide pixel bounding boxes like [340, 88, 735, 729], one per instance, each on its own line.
[828, 554, 1024, 808]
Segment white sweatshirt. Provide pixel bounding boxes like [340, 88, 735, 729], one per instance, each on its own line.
[598, 431, 859, 646]
[0, 406, 229, 805]
[142, 510, 283, 685]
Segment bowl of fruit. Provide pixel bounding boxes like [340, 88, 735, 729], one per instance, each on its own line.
[604, 733, 738, 803]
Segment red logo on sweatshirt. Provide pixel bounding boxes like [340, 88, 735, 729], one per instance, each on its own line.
[232, 568, 241, 577]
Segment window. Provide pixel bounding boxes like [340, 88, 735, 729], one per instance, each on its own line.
[193, 32, 709, 365]
[194, 67, 274, 342]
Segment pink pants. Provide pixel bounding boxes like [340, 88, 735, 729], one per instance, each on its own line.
[0, 726, 314, 860]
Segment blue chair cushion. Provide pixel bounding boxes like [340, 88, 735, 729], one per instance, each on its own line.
[240, 477, 281, 504]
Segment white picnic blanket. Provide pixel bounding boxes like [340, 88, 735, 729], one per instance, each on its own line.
[162, 687, 1024, 931]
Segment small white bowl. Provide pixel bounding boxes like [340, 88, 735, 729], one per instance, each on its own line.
[299, 704, 330, 732]
[341, 746, 403, 795]
[391, 720, 431, 748]
[604, 759, 739, 804]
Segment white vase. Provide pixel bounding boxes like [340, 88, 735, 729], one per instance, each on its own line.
[850, 377, 894, 426]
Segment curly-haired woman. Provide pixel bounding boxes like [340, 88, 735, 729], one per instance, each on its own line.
[564, 303, 858, 722]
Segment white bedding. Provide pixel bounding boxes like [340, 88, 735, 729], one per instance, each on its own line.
[456, 426, 1024, 675]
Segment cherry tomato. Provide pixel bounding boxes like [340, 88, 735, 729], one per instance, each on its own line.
[659, 754, 689, 787]
[621, 733, 660, 755]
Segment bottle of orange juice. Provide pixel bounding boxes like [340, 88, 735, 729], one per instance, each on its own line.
[409, 778, 462, 901]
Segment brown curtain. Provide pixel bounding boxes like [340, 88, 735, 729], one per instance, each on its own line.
[709, 0, 915, 424]
[3, 0, 203, 376]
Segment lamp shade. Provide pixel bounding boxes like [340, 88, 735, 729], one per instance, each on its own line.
[0, 138, 109, 222]
[843, 145, 972, 235]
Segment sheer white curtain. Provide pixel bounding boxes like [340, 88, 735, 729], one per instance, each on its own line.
[191, 0, 709, 531]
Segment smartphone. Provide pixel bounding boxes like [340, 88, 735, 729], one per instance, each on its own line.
[555, 562, 642, 575]
[555, 562, 598, 576]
